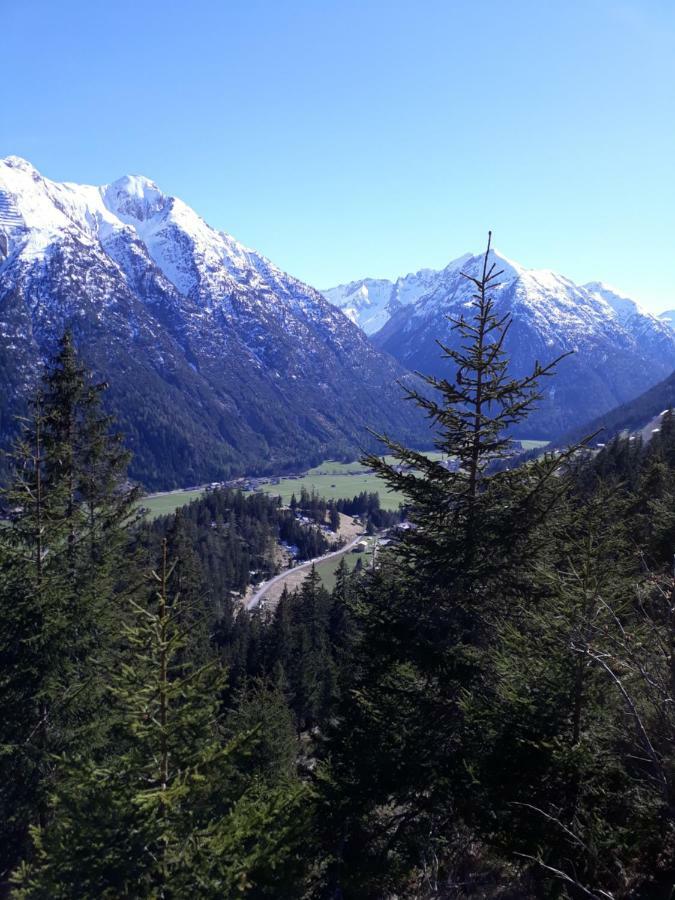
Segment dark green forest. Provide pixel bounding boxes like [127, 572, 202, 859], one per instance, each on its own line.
[2, 242, 675, 898]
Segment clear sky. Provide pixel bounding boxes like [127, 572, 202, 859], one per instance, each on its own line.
[2, 0, 674, 312]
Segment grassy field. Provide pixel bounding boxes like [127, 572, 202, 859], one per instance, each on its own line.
[140, 441, 550, 521]
[314, 538, 376, 590]
[306, 460, 373, 476]
[137, 471, 405, 521]
[305, 444, 547, 476]
[305, 452, 445, 476]
[259, 473, 406, 509]
[140, 489, 206, 520]
[519, 439, 550, 450]
[262, 451, 452, 511]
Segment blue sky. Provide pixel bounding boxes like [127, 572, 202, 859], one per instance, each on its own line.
[2, 0, 674, 311]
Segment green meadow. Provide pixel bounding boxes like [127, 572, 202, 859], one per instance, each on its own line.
[313, 538, 376, 591]
[140, 489, 207, 520]
[259, 472, 405, 509]
[140, 441, 550, 520]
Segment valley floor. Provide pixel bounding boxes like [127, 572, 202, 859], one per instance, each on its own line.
[140, 460, 400, 519]
[141, 442, 549, 520]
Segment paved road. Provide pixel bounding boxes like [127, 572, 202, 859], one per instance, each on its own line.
[245, 533, 365, 610]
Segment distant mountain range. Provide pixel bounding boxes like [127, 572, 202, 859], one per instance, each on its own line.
[324, 253, 675, 438]
[322, 257, 471, 335]
[0, 157, 427, 490]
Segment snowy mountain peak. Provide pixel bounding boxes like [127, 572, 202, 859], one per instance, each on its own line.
[583, 281, 651, 328]
[322, 265, 451, 335]
[440, 252, 474, 274]
[367, 250, 675, 440]
[0, 155, 371, 344]
[584, 280, 624, 295]
[0, 158, 426, 488]
[102, 174, 168, 222]
[583, 280, 631, 301]
[0, 159, 287, 309]
[455, 249, 526, 283]
[2, 156, 39, 174]
[322, 249, 531, 335]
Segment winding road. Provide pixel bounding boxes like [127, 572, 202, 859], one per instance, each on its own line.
[245, 533, 366, 610]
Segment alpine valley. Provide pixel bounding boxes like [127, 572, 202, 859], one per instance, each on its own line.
[2, 156, 674, 492]
[0, 157, 427, 489]
[324, 255, 675, 437]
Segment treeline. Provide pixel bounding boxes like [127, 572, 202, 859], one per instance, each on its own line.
[279, 508, 335, 558]
[0, 333, 348, 897]
[320, 243, 675, 898]
[3, 236, 675, 898]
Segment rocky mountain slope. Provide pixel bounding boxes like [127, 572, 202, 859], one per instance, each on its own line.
[331, 250, 675, 438]
[0, 157, 427, 489]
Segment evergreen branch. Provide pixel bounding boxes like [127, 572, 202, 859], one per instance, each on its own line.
[514, 855, 615, 899]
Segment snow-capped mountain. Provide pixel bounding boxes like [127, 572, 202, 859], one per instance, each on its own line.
[0, 157, 426, 489]
[366, 249, 675, 438]
[583, 281, 675, 344]
[659, 310, 675, 329]
[322, 255, 471, 335]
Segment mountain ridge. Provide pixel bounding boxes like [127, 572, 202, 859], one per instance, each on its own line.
[322, 254, 473, 335]
[324, 254, 671, 341]
[358, 248, 675, 438]
[0, 157, 428, 489]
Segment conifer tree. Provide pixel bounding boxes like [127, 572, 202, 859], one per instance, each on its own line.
[365, 232, 572, 591]
[225, 679, 299, 782]
[0, 389, 71, 874]
[0, 332, 141, 877]
[461, 487, 638, 889]
[15, 540, 310, 898]
[44, 331, 142, 583]
[163, 510, 213, 663]
[329, 557, 355, 652]
[328, 502, 340, 533]
[266, 585, 294, 690]
[296, 567, 336, 728]
[321, 235, 580, 892]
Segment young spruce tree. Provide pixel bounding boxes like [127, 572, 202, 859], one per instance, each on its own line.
[321, 234, 579, 893]
[16, 540, 310, 899]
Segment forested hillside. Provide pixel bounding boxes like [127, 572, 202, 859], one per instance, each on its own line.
[554, 365, 675, 450]
[2, 241, 675, 898]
